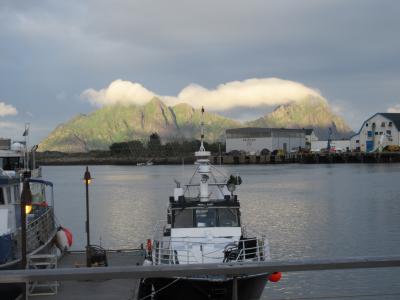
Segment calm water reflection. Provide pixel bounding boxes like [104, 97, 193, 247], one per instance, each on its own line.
[43, 164, 400, 300]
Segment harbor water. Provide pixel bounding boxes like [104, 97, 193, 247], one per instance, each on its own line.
[44, 164, 400, 300]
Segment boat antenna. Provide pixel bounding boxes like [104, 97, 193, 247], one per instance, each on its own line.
[199, 106, 205, 152]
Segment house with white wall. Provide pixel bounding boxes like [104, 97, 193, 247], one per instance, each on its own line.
[350, 113, 400, 152]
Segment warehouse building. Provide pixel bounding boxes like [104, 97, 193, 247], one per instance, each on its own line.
[226, 127, 307, 154]
[350, 113, 400, 152]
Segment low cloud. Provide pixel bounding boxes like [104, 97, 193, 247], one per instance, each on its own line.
[0, 102, 18, 116]
[0, 121, 19, 129]
[82, 78, 327, 110]
[81, 79, 157, 107]
[387, 104, 400, 113]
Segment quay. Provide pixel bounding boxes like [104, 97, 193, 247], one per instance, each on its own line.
[213, 152, 400, 164]
[20, 249, 145, 300]
[36, 152, 400, 166]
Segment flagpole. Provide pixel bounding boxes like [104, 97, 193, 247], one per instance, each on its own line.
[23, 123, 30, 170]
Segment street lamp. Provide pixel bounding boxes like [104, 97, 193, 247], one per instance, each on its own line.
[83, 166, 92, 267]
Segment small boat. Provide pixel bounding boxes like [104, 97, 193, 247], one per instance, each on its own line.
[137, 159, 154, 166]
[138, 108, 273, 300]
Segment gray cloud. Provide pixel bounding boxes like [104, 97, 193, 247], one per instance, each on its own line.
[0, 0, 399, 143]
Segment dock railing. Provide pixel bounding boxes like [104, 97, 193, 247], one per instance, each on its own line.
[1, 256, 400, 300]
[1, 255, 400, 283]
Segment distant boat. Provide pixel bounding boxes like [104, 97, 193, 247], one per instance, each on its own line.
[137, 159, 154, 166]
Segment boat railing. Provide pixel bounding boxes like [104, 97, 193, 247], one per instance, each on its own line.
[152, 236, 269, 265]
[14, 207, 56, 256]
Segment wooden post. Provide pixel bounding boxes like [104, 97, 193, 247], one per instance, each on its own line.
[20, 178, 32, 299]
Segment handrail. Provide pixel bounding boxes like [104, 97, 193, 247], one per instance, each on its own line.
[1, 256, 400, 283]
[152, 236, 268, 264]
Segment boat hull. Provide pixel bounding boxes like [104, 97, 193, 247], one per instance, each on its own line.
[0, 231, 57, 300]
[138, 274, 268, 300]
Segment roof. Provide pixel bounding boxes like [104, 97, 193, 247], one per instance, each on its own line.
[353, 112, 400, 136]
[226, 127, 306, 134]
[304, 129, 314, 135]
[226, 127, 307, 139]
[379, 113, 400, 130]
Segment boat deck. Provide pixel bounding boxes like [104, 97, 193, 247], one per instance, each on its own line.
[32, 249, 145, 300]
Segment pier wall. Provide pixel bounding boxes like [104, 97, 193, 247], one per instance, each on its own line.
[36, 152, 400, 166]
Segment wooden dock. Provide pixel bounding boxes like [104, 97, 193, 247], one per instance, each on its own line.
[32, 249, 145, 300]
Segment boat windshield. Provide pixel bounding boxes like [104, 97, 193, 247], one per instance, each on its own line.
[173, 209, 194, 228]
[173, 207, 240, 228]
[218, 208, 239, 227]
[196, 209, 217, 227]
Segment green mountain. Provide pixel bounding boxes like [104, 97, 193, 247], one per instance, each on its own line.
[39, 96, 354, 152]
[246, 97, 354, 139]
[38, 98, 241, 152]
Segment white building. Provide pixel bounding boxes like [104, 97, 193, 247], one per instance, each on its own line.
[311, 140, 350, 152]
[350, 113, 400, 152]
[305, 129, 318, 149]
[226, 127, 307, 154]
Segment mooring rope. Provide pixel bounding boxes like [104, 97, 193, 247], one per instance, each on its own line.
[134, 278, 181, 300]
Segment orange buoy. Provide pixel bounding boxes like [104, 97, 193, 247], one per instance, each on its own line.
[63, 227, 73, 247]
[55, 227, 73, 251]
[268, 272, 282, 282]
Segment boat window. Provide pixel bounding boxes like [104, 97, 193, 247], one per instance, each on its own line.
[0, 188, 4, 205]
[218, 208, 239, 227]
[173, 210, 194, 228]
[6, 187, 11, 204]
[195, 209, 217, 227]
[14, 185, 20, 202]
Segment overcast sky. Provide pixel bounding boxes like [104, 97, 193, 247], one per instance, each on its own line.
[0, 0, 399, 144]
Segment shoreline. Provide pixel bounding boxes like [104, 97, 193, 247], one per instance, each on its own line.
[36, 152, 400, 166]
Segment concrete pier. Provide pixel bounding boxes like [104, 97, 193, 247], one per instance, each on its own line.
[213, 152, 400, 165]
[33, 249, 145, 300]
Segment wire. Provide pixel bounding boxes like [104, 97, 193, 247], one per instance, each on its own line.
[137, 278, 181, 300]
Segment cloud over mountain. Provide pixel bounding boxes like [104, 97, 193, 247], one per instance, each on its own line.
[81, 79, 157, 107]
[0, 102, 18, 117]
[387, 104, 400, 113]
[81, 78, 327, 111]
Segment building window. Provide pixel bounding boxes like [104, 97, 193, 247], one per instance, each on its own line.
[356, 140, 360, 143]
[372, 122, 376, 127]
[367, 131, 372, 137]
[366, 123, 369, 127]
[387, 130, 392, 135]
[379, 132, 383, 135]
[381, 122, 385, 127]
[375, 132, 379, 135]
[389, 122, 393, 127]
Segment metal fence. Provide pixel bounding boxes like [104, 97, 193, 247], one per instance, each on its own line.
[1, 255, 400, 284]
